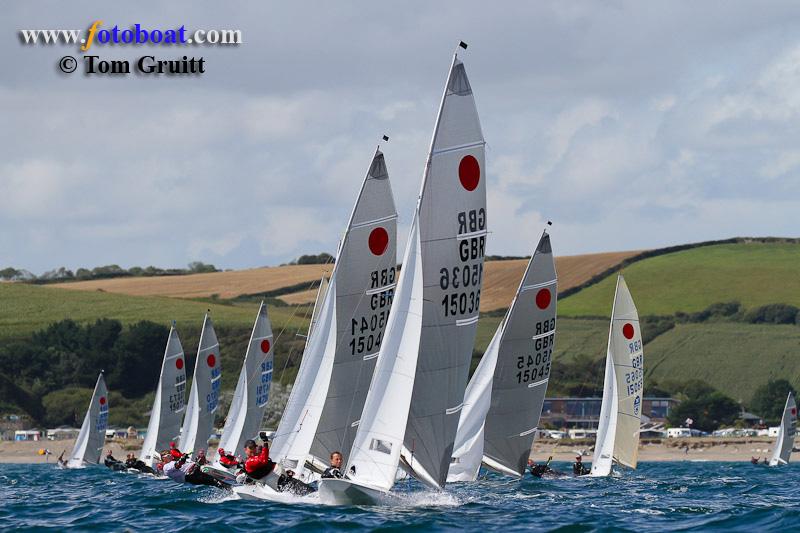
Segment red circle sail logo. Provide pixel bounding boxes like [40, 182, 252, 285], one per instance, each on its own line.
[535, 288, 551, 310]
[260, 339, 271, 353]
[622, 323, 635, 339]
[368, 227, 389, 255]
[459, 155, 480, 191]
[207, 354, 216, 367]
[175, 358, 184, 370]
[99, 396, 106, 406]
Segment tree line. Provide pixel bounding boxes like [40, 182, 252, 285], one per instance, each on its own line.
[0, 262, 220, 283]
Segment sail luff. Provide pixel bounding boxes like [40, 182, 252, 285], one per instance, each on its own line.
[591, 277, 623, 477]
[769, 391, 796, 466]
[344, 214, 424, 492]
[310, 149, 397, 464]
[139, 327, 186, 464]
[179, 314, 222, 453]
[402, 52, 487, 488]
[447, 323, 503, 482]
[216, 302, 274, 460]
[67, 372, 108, 467]
[481, 232, 557, 477]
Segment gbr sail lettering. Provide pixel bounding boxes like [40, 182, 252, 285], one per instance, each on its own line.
[96, 403, 109, 432]
[625, 344, 643, 396]
[170, 376, 186, 413]
[516, 320, 555, 384]
[256, 359, 272, 407]
[206, 366, 221, 412]
[441, 208, 485, 317]
[350, 266, 395, 356]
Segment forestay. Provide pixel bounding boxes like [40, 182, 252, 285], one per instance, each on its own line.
[401, 53, 487, 489]
[271, 150, 396, 479]
[591, 275, 644, 477]
[448, 232, 557, 481]
[139, 327, 186, 465]
[67, 372, 108, 468]
[769, 392, 796, 466]
[179, 314, 222, 453]
[216, 302, 274, 461]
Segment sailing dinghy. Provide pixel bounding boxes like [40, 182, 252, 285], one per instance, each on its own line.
[769, 392, 796, 466]
[447, 231, 557, 481]
[65, 372, 109, 468]
[234, 147, 397, 501]
[202, 302, 274, 483]
[139, 326, 187, 470]
[320, 47, 487, 504]
[590, 274, 644, 477]
[178, 313, 222, 454]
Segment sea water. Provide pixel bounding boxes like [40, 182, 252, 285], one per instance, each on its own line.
[1, 462, 798, 531]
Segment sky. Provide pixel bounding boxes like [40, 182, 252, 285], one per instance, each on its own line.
[2, 1, 800, 274]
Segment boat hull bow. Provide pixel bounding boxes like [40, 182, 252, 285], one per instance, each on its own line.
[318, 478, 386, 506]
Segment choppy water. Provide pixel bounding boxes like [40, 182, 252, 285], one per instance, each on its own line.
[1, 462, 798, 531]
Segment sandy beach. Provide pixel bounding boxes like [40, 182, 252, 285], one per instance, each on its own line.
[0, 437, 789, 464]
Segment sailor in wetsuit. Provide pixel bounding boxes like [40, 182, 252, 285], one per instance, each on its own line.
[321, 451, 344, 479]
[124, 452, 155, 474]
[162, 451, 226, 489]
[528, 456, 563, 478]
[573, 455, 590, 476]
[239, 437, 315, 495]
[217, 448, 242, 470]
[104, 449, 127, 471]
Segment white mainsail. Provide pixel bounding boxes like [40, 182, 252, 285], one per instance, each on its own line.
[320, 49, 486, 503]
[215, 302, 274, 460]
[400, 51, 487, 489]
[306, 275, 329, 348]
[591, 274, 644, 477]
[139, 327, 186, 465]
[448, 232, 557, 481]
[769, 391, 796, 466]
[271, 149, 397, 480]
[179, 314, 222, 453]
[67, 372, 108, 468]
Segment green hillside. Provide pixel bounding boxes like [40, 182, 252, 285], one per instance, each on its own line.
[646, 322, 800, 403]
[0, 283, 310, 341]
[558, 242, 800, 317]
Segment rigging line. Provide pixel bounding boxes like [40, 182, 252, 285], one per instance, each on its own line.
[274, 260, 334, 386]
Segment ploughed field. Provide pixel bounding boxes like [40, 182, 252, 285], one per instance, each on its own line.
[45, 251, 641, 312]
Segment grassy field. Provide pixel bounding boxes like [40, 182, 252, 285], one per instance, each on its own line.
[646, 322, 800, 403]
[47, 250, 641, 312]
[0, 282, 312, 341]
[558, 242, 800, 317]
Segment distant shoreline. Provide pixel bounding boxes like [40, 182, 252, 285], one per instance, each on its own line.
[1, 437, 789, 465]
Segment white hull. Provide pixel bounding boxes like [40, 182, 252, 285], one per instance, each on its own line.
[318, 478, 387, 506]
[232, 483, 281, 501]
